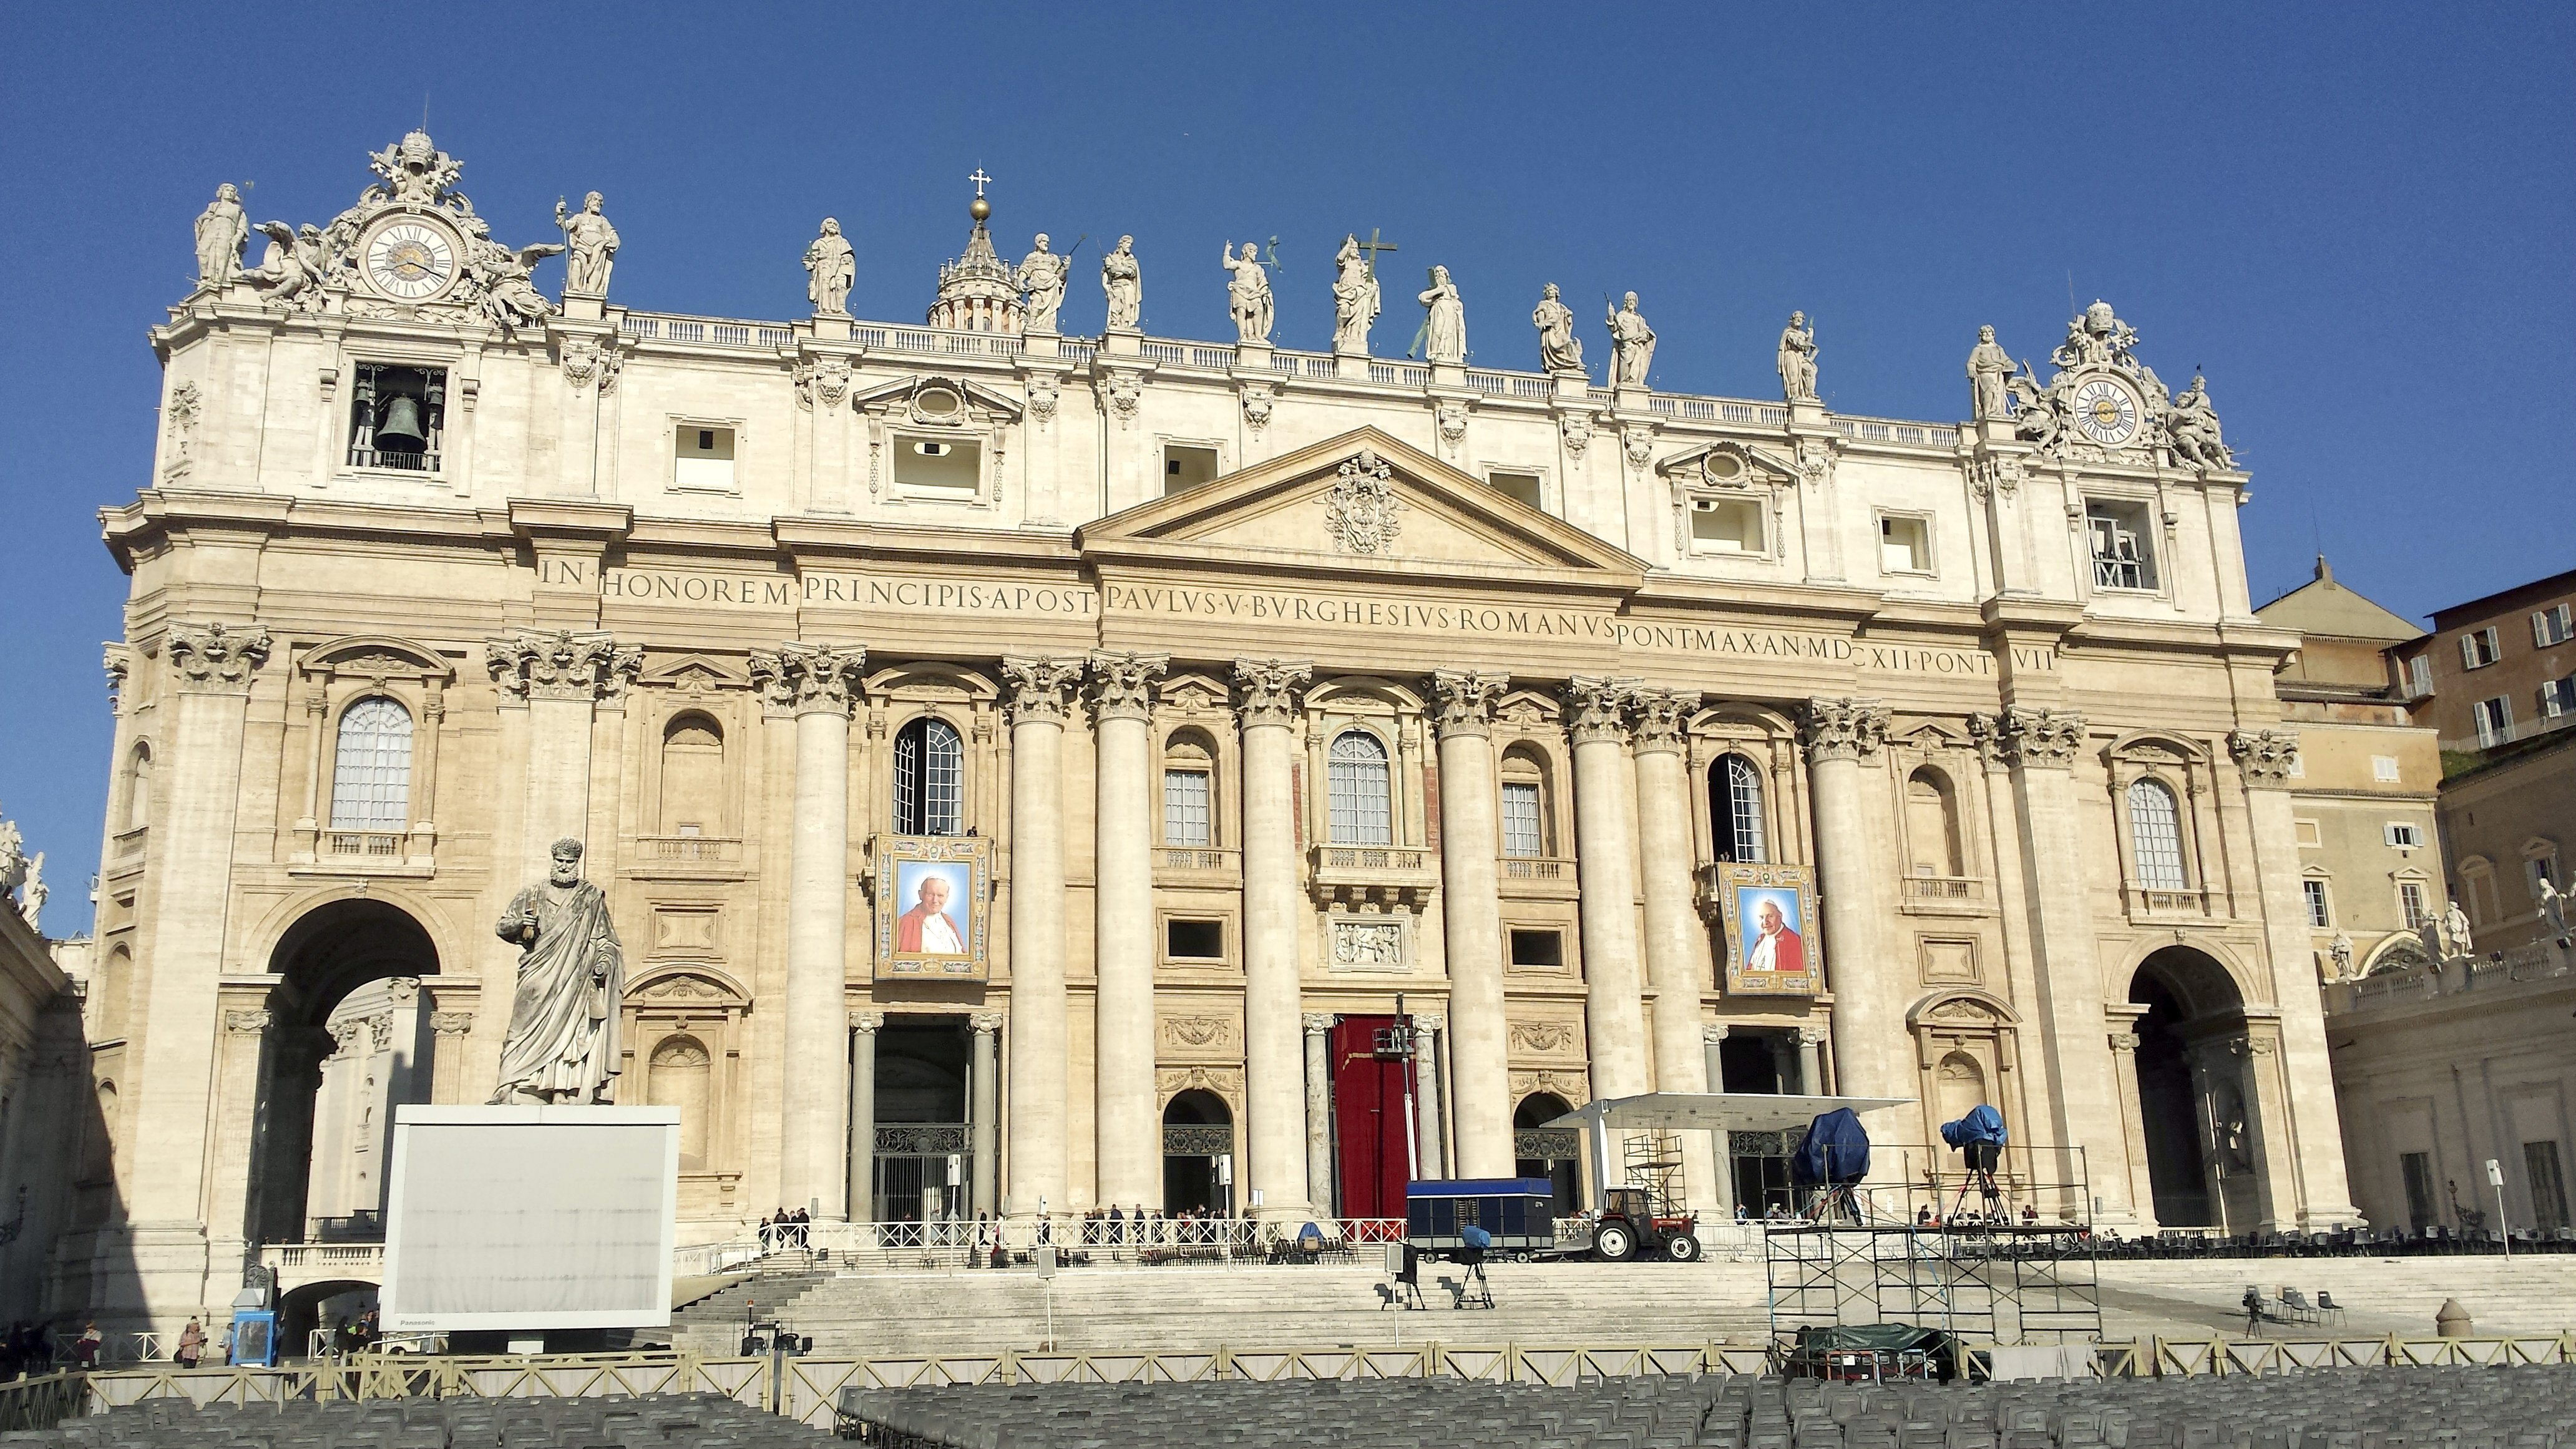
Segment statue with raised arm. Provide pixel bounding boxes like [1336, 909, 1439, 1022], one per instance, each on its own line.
[194, 184, 249, 290]
[464, 220, 562, 332]
[1606, 291, 1656, 386]
[1777, 311, 1818, 402]
[240, 222, 331, 311]
[1417, 265, 1465, 364]
[1968, 324, 2014, 421]
[1533, 283, 1583, 373]
[490, 838, 625, 1105]
[2164, 374, 2234, 470]
[804, 217, 855, 316]
[16, 854, 41, 929]
[1330, 234, 1379, 355]
[1101, 235, 1141, 331]
[2328, 932, 2354, 981]
[2008, 364, 2063, 451]
[1017, 233, 1071, 333]
[554, 191, 620, 297]
[1221, 240, 1272, 344]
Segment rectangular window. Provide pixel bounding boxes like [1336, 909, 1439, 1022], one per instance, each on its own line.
[675, 424, 736, 491]
[1162, 768, 1211, 847]
[2302, 879, 2332, 928]
[2384, 822, 2424, 849]
[2540, 678, 2576, 719]
[1877, 514, 1932, 574]
[1163, 443, 1220, 495]
[2407, 655, 2433, 697]
[893, 437, 982, 497]
[2474, 696, 2512, 748]
[1689, 497, 1765, 554]
[1508, 929, 1563, 968]
[2373, 755, 2402, 782]
[2086, 499, 2159, 592]
[2398, 881, 2430, 930]
[2528, 1140, 2572, 1234]
[2534, 604, 2574, 648]
[1164, 917, 1224, 960]
[1488, 470, 1544, 510]
[2462, 627, 2502, 669]
[2401, 1151, 2438, 1233]
[1501, 781, 1543, 858]
[348, 363, 447, 472]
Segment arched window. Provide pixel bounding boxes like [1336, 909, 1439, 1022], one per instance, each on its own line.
[2126, 777, 2187, 890]
[658, 713, 725, 835]
[1710, 753, 1767, 863]
[329, 698, 414, 831]
[1500, 747, 1553, 859]
[1162, 731, 1216, 847]
[1327, 730, 1392, 846]
[648, 1035, 713, 1170]
[125, 744, 152, 832]
[893, 716, 964, 836]
[1905, 768, 1963, 877]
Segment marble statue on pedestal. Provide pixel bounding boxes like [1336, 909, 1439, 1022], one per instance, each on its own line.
[554, 192, 620, 297]
[1416, 265, 1465, 364]
[1777, 311, 1818, 402]
[805, 218, 855, 316]
[1968, 324, 2014, 420]
[1330, 235, 1380, 355]
[2539, 876, 2570, 947]
[1606, 291, 1655, 386]
[193, 185, 248, 291]
[1221, 242, 1273, 344]
[464, 220, 562, 332]
[2164, 374, 2234, 470]
[15, 854, 41, 929]
[489, 838, 625, 1105]
[2419, 914, 2447, 967]
[2328, 932, 2354, 980]
[1101, 235, 1141, 331]
[240, 222, 329, 311]
[1017, 233, 1071, 333]
[1533, 283, 1583, 373]
[2446, 903, 2474, 959]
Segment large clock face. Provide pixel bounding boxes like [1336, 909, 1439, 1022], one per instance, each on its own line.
[363, 220, 458, 301]
[2071, 378, 2142, 447]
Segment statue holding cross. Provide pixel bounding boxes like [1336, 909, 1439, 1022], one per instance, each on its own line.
[1332, 230, 1392, 356]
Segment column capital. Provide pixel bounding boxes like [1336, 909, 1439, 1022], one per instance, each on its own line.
[1086, 650, 1169, 723]
[1797, 1025, 1830, 1045]
[223, 1008, 271, 1035]
[1701, 1023, 1730, 1045]
[429, 1011, 474, 1037]
[1966, 706, 2084, 769]
[1002, 656, 1086, 724]
[1798, 697, 1889, 763]
[487, 628, 643, 704]
[2245, 1032, 2280, 1057]
[168, 621, 273, 694]
[2228, 728, 2301, 788]
[1428, 669, 1510, 738]
[849, 1010, 885, 1033]
[1563, 675, 1644, 745]
[2107, 1030, 2140, 1054]
[1302, 1012, 1337, 1035]
[1629, 688, 1703, 755]
[1231, 658, 1313, 729]
[970, 1011, 1005, 1035]
[1414, 1013, 1445, 1034]
[748, 642, 867, 717]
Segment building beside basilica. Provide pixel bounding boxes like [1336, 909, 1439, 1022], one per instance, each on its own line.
[57, 132, 2361, 1335]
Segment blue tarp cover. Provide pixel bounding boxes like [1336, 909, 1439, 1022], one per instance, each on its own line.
[1791, 1108, 1871, 1186]
[1407, 1178, 1555, 1199]
[1939, 1103, 2008, 1149]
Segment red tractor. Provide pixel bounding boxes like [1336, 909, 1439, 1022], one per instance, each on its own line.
[1585, 1187, 1701, 1263]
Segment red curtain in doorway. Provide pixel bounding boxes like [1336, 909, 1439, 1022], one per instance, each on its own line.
[1330, 1016, 1415, 1219]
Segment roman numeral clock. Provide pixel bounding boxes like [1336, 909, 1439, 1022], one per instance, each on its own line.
[361, 216, 461, 302]
[2070, 376, 2142, 447]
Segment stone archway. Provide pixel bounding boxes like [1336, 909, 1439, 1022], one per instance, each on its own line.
[1513, 1092, 1579, 1214]
[247, 900, 440, 1247]
[2127, 945, 2251, 1231]
[1162, 1089, 1233, 1216]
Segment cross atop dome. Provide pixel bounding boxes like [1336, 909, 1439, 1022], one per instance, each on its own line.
[931, 172, 1018, 333]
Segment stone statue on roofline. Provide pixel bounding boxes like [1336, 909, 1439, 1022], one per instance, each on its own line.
[1101, 235, 1141, 331]
[1330, 234, 1379, 356]
[1532, 283, 1583, 374]
[1221, 240, 1273, 344]
[805, 217, 855, 316]
[194, 184, 249, 290]
[1605, 291, 1655, 386]
[1967, 324, 2014, 421]
[554, 191, 620, 298]
[1017, 233, 1070, 334]
[1777, 310, 1818, 402]
[489, 837, 625, 1105]
[1415, 265, 1465, 365]
[2163, 373, 2234, 471]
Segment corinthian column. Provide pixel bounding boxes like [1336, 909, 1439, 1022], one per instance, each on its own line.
[1429, 669, 1512, 1178]
[1234, 658, 1314, 1220]
[1090, 650, 1168, 1212]
[127, 623, 268, 1285]
[1566, 678, 1651, 1101]
[1304, 1014, 1337, 1212]
[1002, 656, 1084, 1221]
[1800, 699, 1897, 1101]
[751, 642, 867, 1217]
[486, 628, 642, 877]
[1631, 688, 1717, 1211]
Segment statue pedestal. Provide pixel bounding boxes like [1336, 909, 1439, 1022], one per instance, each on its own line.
[1431, 362, 1466, 388]
[1976, 417, 2017, 446]
[811, 313, 852, 342]
[1335, 351, 1371, 381]
[1022, 330, 1060, 361]
[1788, 398, 1828, 429]
[1553, 370, 1592, 401]
[1233, 341, 1272, 372]
[1612, 384, 1652, 414]
[562, 292, 604, 322]
[1101, 328, 1143, 358]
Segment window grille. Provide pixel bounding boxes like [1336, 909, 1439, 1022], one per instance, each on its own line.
[1163, 768, 1211, 846]
[2125, 777, 2187, 891]
[1327, 731, 1392, 846]
[329, 697, 413, 831]
[1713, 754, 1767, 863]
[1501, 781, 1543, 857]
[894, 717, 963, 836]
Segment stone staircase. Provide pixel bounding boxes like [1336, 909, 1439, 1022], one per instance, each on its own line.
[668, 1252, 2576, 1362]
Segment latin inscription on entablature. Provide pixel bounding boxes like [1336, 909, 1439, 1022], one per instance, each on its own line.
[597, 567, 1098, 617]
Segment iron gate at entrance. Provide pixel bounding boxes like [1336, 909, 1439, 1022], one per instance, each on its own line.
[871, 1125, 969, 1222]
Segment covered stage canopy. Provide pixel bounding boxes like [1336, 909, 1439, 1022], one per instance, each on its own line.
[1539, 1092, 1914, 1134]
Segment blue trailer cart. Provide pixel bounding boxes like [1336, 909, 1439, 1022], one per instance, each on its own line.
[1404, 1178, 1559, 1262]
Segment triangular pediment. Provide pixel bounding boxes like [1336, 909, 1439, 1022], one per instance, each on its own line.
[1077, 428, 1646, 586]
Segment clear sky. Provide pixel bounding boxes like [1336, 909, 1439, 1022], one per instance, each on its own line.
[2, 3, 2569, 935]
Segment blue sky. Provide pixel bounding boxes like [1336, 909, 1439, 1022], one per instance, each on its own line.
[2, 3, 2569, 934]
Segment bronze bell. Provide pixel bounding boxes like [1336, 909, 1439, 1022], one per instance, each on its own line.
[375, 394, 427, 452]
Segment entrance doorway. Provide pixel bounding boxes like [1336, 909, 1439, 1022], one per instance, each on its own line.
[1162, 1090, 1233, 1215]
[869, 1018, 970, 1222]
[1329, 1016, 1416, 1218]
[1513, 1093, 1580, 1214]
[2129, 946, 2250, 1229]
